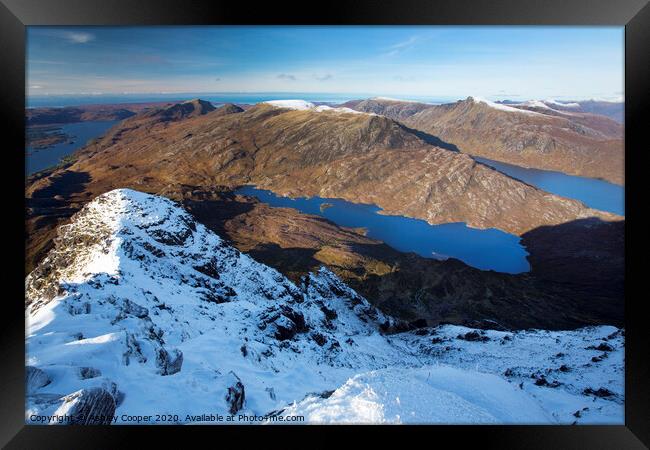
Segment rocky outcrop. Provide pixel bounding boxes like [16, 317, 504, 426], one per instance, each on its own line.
[26, 366, 51, 391]
[25, 189, 404, 423]
[56, 388, 116, 425]
[78, 367, 102, 379]
[156, 348, 184, 376]
[225, 372, 245, 414]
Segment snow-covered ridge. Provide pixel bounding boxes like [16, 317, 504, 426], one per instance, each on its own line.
[519, 100, 553, 110]
[467, 96, 544, 116]
[25, 189, 624, 425]
[262, 99, 371, 115]
[544, 99, 581, 108]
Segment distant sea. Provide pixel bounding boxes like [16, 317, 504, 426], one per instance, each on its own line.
[27, 93, 457, 108]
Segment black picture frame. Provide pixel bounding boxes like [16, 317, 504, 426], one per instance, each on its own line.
[2, 0, 648, 447]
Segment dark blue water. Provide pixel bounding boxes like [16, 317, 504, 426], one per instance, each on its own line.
[474, 156, 625, 216]
[26, 121, 118, 175]
[235, 186, 530, 274]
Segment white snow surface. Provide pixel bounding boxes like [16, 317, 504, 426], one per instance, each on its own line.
[543, 99, 581, 108]
[25, 189, 624, 425]
[519, 100, 553, 110]
[468, 96, 544, 116]
[262, 99, 369, 115]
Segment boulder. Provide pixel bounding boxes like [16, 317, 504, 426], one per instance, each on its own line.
[26, 366, 50, 392]
[78, 367, 102, 379]
[225, 372, 245, 414]
[56, 388, 116, 425]
[156, 348, 183, 375]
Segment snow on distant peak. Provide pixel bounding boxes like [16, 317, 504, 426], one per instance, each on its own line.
[520, 100, 553, 109]
[263, 99, 316, 110]
[263, 100, 372, 115]
[467, 96, 543, 116]
[543, 99, 581, 108]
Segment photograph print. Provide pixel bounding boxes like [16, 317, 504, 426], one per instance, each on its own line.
[24, 25, 625, 425]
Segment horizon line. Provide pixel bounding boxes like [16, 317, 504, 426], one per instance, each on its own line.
[26, 91, 624, 103]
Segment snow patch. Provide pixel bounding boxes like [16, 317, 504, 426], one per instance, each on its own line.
[468, 96, 544, 116]
[283, 365, 552, 424]
[520, 100, 553, 109]
[544, 99, 581, 108]
[263, 100, 371, 115]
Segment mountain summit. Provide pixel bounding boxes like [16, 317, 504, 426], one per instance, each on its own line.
[141, 98, 216, 122]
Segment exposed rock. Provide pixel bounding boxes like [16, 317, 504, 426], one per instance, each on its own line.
[225, 372, 245, 414]
[533, 375, 561, 388]
[156, 348, 183, 376]
[120, 298, 149, 318]
[457, 331, 490, 342]
[588, 342, 615, 352]
[26, 366, 50, 392]
[56, 388, 116, 425]
[271, 306, 309, 341]
[78, 367, 102, 379]
[311, 332, 328, 346]
[583, 387, 615, 398]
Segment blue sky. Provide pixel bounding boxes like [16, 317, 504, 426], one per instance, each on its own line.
[27, 26, 624, 101]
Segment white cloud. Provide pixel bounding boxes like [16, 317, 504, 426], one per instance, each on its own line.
[384, 36, 421, 57]
[277, 73, 296, 81]
[64, 31, 95, 44]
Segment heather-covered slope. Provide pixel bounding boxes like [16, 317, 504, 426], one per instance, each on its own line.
[402, 97, 624, 184]
[340, 97, 434, 121]
[25, 189, 623, 424]
[27, 100, 617, 238]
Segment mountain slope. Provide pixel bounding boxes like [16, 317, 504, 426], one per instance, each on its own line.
[27, 100, 617, 239]
[340, 97, 434, 121]
[402, 97, 624, 184]
[25, 189, 623, 424]
[213, 103, 245, 116]
[26, 106, 136, 126]
[138, 98, 216, 122]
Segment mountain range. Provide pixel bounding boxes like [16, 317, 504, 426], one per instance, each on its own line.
[343, 97, 624, 184]
[25, 98, 624, 331]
